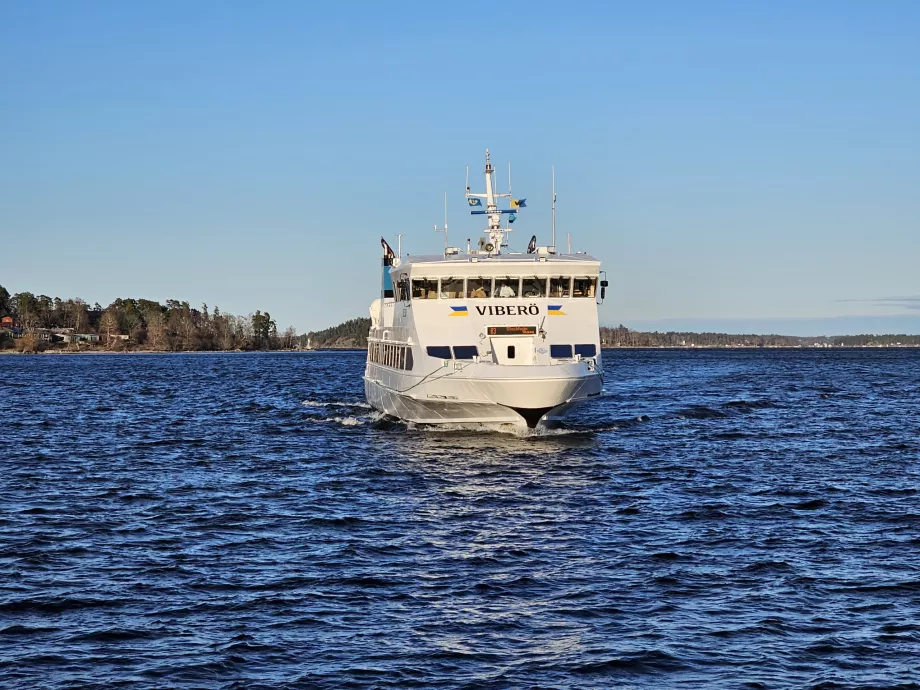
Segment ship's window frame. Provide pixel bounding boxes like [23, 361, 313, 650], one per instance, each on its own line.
[440, 277, 465, 299]
[521, 276, 547, 298]
[507, 345, 516, 359]
[405, 348, 413, 370]
[574, 343, 597, 357]
[412, 278, 439, 300]
[453, 345, 478, 360]
[494, 276, 520, 299]
[394, 275, 411, 302]
[466, 277, 492, 299]
[550, 344, 573, 358]
[549, 276, 572, 298]
[426, 345, 452, 359]
[573, 276, 597, 298]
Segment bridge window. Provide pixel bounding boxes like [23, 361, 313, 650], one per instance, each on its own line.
[440, 277, 464, 299]
[394, 275, 411, 301]
[550, 277, 571, 298]
[412, 279, 439, 300]
[550, 344, 573, 358]
[453, 345, 478, 360]
[507, 345, 516, 359]
[573, 277, 597, 298]
[574, 344, 597, 357]
[521, 277, 547, 298]
[494, 277, 519, 298]
[426, 345, 452, 359]
[466, 278, 491, 299]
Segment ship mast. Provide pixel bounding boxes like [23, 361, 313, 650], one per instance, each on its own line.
[466, 148, 519, 254]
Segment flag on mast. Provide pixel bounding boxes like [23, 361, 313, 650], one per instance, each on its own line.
[381, 237, 396, 265]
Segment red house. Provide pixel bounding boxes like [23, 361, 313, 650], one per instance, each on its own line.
[0, 316, 13, 328]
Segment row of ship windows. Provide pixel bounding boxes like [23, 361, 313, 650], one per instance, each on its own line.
[369, 342, 599, 369]
[398, 276, 597, 300]
[550, 344, 598, 358]
[368, 342, 414, 370]
[425, 344, 598, 359]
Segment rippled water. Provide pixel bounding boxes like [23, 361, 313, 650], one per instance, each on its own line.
[2, 349, 920, 688]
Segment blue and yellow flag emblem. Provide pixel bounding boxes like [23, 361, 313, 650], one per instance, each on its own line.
[510, 198, 527, 209]
[467, 198, 482, 207]
[450, 306, 469, 316]
[548, 305, 566, 316]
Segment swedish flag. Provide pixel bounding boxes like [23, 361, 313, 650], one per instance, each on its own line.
[468, 198, 482, 207]
[511, 198, 527, 209]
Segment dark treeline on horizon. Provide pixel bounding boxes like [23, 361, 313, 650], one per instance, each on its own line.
[305, 318, 920, 349]
[4, 284, 918, 352]
[601, 325, 920, 348]
[0, 285, 298, 351]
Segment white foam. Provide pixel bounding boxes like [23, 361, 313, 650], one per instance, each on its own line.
[406, 420, 619, 437]
[331, 416, 364, 426]
[301, 400, 373, 409]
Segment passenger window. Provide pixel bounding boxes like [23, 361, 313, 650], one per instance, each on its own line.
[426, 346, 452, 359]
[405, 349, 413, 370]
[440, 277, 464, 299]
[412, 279, 439, 299]
[494, 277, 519, 298]
[466, 278, 491, 299]
[550, 344, 573, 358]
[521, 277, 547, 298]
[549, 277, 571, 298]
[574, 344, 597, 357]
[507, 345, 516, 359]
[453, 346, 478, 360]
[573, 277, 597, 298]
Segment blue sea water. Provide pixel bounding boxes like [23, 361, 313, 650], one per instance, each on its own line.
[1, 349, 919, 689]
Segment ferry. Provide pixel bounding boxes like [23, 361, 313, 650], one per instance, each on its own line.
[364, 150, 607, 429]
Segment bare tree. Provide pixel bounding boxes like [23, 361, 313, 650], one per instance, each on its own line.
[99, 310, 120, 347]
[145, 309, 168, 351]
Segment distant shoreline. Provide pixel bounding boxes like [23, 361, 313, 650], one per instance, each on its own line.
[3, 344, 920, 356]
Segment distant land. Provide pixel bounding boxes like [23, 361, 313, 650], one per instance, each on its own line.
[3, 286, 919, 353]
[305, 319, 920, 350]
[0, 286, 302, 353]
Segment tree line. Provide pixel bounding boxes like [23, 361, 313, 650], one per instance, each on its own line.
[600, 325, 920, 348]
[306, 318, 371, 348]
[302, 320, 920, 350]
[4, 284, 916, 353]
[0, 284, 297, 351]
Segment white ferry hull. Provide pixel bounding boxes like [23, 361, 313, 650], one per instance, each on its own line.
[364, 368, 602, 428]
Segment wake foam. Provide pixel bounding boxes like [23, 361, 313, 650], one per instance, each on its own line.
[301, 400, 373, 409]
[406, 421, 611, 437]
[317, 411, 386, 427]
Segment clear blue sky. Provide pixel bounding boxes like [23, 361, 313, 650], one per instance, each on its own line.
[2, 0, 919, 335]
